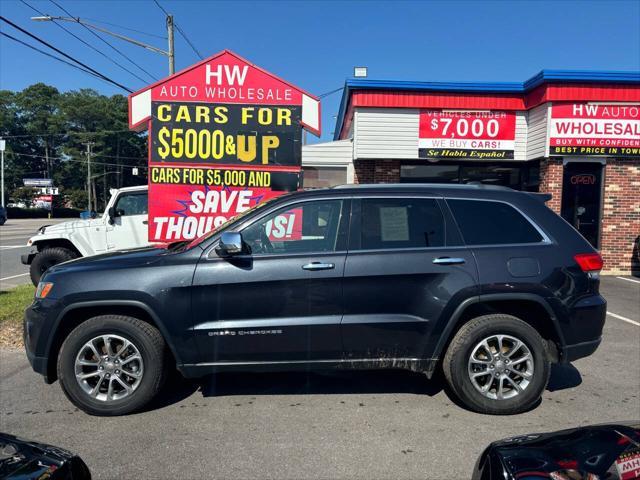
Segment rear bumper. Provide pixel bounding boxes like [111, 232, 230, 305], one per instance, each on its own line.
[557, 294, 607, 363]
[561, 337, 602, 363]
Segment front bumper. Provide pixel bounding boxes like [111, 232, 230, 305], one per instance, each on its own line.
[21, 252, 36, 265]
[24, 298, 62, 383]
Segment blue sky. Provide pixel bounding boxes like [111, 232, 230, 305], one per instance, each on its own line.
[1, 0, 639, 142]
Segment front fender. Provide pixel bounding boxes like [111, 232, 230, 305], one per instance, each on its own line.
[45, 299, 184, 377]
[30, 233, 92, 257]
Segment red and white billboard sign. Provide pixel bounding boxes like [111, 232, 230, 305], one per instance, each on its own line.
[549, 103, 640, 156]
[419, 110, 516, 159]
[129, 50, 320, 242]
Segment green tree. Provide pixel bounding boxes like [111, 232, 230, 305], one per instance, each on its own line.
[0, 84, 148, 210]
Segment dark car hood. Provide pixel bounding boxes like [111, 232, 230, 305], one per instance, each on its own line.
[477, 422, 640, 480]
[46, 246, 171, 276]
[0, 432, 90, 479]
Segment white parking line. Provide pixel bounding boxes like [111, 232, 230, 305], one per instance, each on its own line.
[0, 245, 29, 249]
[616, 276, 640, 285]
[607, 311, 640, 327]
[0, 273, 29, 282]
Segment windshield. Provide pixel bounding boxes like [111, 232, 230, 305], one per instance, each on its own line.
[183, 196, 280, 250]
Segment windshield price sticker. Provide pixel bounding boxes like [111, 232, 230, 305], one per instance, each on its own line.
[151, 102, 302, 167]
[549, 103, 640, 157]
[418, 110, 516, 159]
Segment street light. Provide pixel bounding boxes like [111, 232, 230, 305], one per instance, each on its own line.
[31, 14, 175, 75]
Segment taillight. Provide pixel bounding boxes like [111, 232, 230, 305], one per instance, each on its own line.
[574, 253, 603, 272]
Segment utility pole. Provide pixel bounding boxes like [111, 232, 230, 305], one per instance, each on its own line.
[167, 15, 175, 75]
[32, 15, 177, 77]
[0, 138, 5, 207]
[85, 142, 94, 212]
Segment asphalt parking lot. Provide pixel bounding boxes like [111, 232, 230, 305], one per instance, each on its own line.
[0, 276, 638, 479]
[0, 218, 72, 289]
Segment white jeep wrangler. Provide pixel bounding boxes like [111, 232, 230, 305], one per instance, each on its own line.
[22, 185, 150, 285]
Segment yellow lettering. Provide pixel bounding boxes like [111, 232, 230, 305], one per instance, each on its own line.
[175, 105, 191, 122]
[277, 108, 291, 126]
[237, 135, 257, 162]
[195, 106, 210, 123]
[258, 108, 272, 125]
[261, 136, 279, 165]
[241, 107, 254, 125]
[157, 104, 171, 122]
[213, 106, 228, 124]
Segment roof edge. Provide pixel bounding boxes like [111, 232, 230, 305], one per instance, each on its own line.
[334, 69, 640, 139]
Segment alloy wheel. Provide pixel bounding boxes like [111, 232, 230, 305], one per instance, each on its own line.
[74, 334, 144, 402]
[467, 334, 534, 400]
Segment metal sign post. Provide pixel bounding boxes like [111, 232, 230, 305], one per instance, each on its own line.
[0, 138, 5, 207]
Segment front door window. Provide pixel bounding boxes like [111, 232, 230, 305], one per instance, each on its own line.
[241, 200, 344, 255]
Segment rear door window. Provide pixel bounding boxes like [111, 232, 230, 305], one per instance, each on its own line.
[357, 198, 445, 250]
[447, 199, 544, 245]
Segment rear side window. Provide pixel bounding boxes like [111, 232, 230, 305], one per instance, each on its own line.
[448, 199, 544, 245]
[359, 198, 445, 250]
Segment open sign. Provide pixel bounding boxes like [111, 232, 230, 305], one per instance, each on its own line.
[570, 174, 596, 185]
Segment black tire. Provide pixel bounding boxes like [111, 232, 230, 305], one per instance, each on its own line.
[57, 315, 167, 416]
[0, 217, 6, 226]
[443, 314, 550, 415]
[29, 247, 78, 286]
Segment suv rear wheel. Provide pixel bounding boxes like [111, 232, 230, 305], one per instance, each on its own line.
[443, 314, 550, 415]
[57, 315, 167, 416]
[30, 247, 78, 285]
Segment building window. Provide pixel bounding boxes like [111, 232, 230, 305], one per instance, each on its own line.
[400, 162, 540, 191]
[303, 166, 348, 189]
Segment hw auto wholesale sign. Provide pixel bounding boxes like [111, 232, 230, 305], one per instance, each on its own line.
[549, 103, 640, 157]
[419, 110, 516, 159]
[129, 50, 320, 242]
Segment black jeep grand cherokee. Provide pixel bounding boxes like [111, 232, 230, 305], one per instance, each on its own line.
[24, 184, 606, 416]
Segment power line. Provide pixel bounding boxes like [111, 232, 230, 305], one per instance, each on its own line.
[82, 17, 166, 40]
[10, 151, 148, 169]
[0, 31, 121, 90]
[319, 86, 343, 98]
[49, 0, 158, 82]
[153, 0, 203, 60]
[0, 16, 133, 92]
[20, 0, 150, 85]
[0, 129, 140, 139]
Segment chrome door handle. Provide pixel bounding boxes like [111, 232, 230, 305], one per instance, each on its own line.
[302, 262, 335, 271]
[432, 257, 466, 265]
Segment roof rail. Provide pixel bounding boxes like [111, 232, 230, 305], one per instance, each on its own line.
[332, 183, 514, 191]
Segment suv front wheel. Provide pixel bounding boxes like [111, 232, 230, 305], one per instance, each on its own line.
[30, 247, 78, 285]
[443, 314, 550, 415]
[57, 315, 167, 416]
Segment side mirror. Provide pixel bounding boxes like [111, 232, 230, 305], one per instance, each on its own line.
[107, 207, 116, 225]
[216, 232, 243, 257]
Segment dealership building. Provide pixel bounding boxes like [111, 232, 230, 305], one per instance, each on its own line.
[302, 70, 640, 275]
